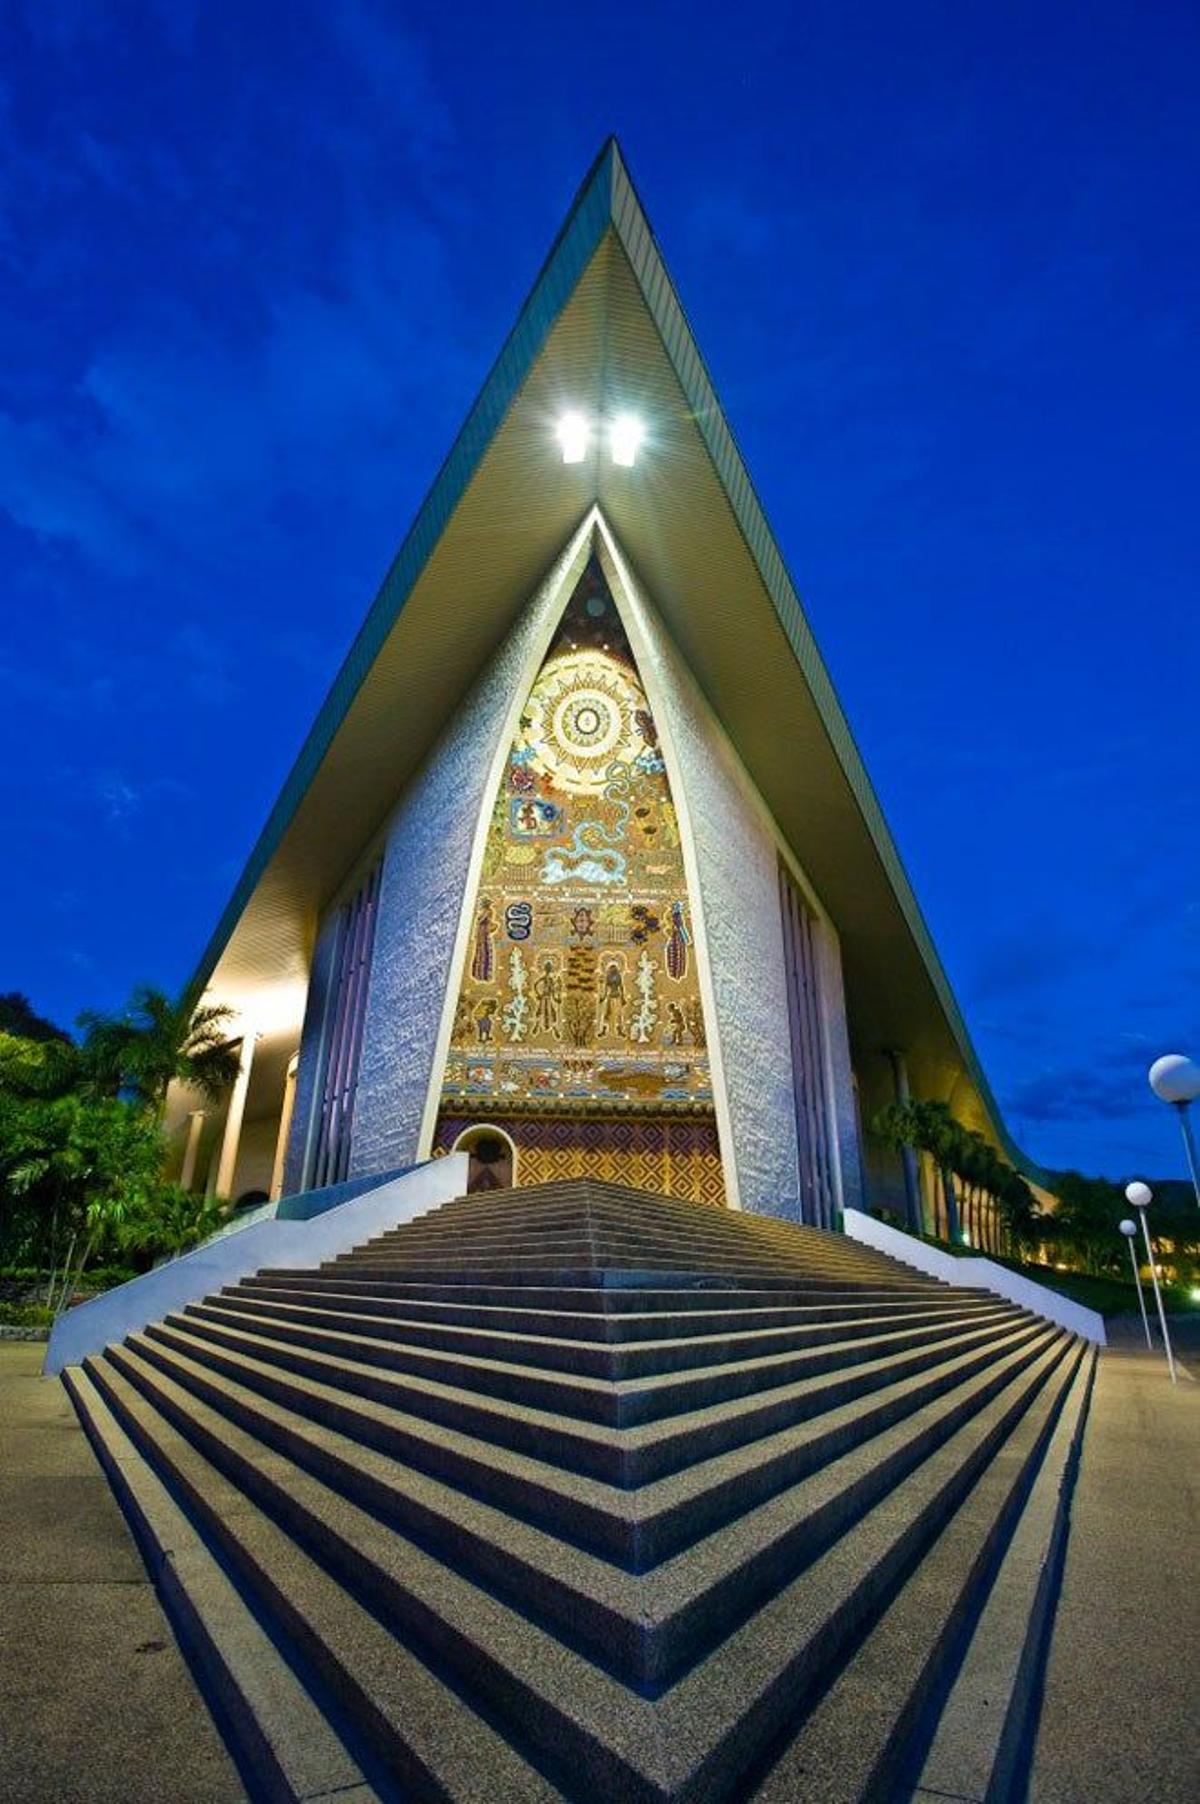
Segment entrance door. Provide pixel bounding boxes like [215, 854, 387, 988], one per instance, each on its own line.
[452, 1126, 516, 1193]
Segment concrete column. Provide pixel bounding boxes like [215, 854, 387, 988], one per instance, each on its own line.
[886, 1050, 923, 1234]
[269, 1057, 299, 1202]
[215, 1030, 256, 1201]
[179, 1110, 205, 1191]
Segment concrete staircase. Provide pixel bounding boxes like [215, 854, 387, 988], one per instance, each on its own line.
[62, 1180, 1094, 1803]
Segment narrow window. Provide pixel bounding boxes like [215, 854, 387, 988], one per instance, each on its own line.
[310, 863, 381, 1188]
[779, 865, 836, 1227]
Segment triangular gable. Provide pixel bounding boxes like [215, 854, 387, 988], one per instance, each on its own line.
[190, 138, 1039, 1179]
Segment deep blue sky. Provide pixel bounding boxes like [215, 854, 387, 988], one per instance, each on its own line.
[2, 1, 1197, 1179]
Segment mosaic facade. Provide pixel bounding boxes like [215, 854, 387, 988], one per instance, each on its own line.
[437, 563, 720, 1197]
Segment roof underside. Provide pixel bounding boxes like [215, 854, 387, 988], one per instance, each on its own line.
[194, 141, 1035, 1172]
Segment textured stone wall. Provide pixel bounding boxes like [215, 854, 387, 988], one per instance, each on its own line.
[627, 604, 805, 1220]
[347, 583, 566, 1180]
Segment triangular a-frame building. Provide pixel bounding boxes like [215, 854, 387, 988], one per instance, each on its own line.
[58, 145, 1115, 1804]
[169, 139, 1038, 1228]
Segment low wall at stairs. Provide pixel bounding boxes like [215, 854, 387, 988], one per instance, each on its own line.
[844, 1208, 1106, 1345]
[43, 1154, 469, 1376]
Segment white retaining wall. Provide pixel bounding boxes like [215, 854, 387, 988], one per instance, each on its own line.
[843, 1208, 1106, 1345]
[44, 1154, 469, 1376]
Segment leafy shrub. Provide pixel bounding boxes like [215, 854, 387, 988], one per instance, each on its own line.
[0, 1301, 54, 1327]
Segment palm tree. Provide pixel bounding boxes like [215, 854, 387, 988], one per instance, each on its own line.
[78, 985, 241, 1108]
[872, 1098, 966, 1244]
[872, 1101, 929, 1231]
[959, 1129, 1005, 1253]
[996, 1168, 1038, 1257]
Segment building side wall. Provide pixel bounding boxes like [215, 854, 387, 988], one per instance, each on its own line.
[347, 586, 566, 1180]
[625, 599, 804, 1220]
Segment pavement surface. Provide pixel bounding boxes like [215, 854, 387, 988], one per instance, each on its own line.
[1030, 1334, 1200, 1803]
[0, 1343, 246, 1803]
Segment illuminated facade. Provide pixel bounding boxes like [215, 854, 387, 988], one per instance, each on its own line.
[164, 142, 1041, 1225]
[433, 563, 724, 1201]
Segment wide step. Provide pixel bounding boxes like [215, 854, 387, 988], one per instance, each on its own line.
[62, 1178, 1096, 1802]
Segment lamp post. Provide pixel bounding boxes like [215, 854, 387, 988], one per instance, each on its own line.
[1148, 1054, 1200, 1210]
[1125, 1181, 1176, 1383]
[1119, 1219, 1153, 1349]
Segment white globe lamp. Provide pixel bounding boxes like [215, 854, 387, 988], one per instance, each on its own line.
[1118, 1220, 1152, 1346]
[1149, 1054, 1200, 1104]
[1123, 1178, 1176, 1380]
[1148, 1055, 1200, 1210]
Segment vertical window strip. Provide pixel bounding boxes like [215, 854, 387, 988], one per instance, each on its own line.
[798, 907, 836, 1224]
[323, 884, 369, 1184]
[309, 906, 351, 1189]
[779, 865, 836, 1227]
[780, 875, 818, 1219]
[335, 863, 381, 1182]
[311, 865, 381, 1191]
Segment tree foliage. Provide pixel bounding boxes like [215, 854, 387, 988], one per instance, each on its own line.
[870, 1098, 1200, 1284]
[1037, 1171, 1126, 1276]
[0, 984, 241, 1298]
[871, 1098, 1038, 1252]
[77, 985, 240, 1106]
[1043, 1170, 1200, 1284]
[0, 991, 70, 1044]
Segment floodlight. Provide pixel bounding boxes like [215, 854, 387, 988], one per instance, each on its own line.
[609, 413, 644, 468]
[556, 411, 590, 465]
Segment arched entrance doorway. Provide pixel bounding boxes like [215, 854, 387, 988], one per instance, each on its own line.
[451, 1124, 517, 1193]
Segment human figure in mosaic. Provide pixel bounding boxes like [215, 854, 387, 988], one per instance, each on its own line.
[685, 998, 706, 1048]
[474, 997, 498, 1042]
[533, 958, 562, 1036]
[471, 898, 496, 982]
[597, 960, 628, 1038]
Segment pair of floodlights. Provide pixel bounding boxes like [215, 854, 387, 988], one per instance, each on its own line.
[556, 410, 644, 468]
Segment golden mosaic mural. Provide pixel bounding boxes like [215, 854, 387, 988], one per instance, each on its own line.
[439, 565, 714, 1123]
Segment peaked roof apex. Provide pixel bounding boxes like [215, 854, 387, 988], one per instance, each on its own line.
[188, 142, 1041, 1182]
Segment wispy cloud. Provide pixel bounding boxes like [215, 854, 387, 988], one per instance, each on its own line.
[92, 770, 192, 826]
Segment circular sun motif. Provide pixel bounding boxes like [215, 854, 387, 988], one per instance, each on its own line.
[521, 650, 653, 795]
[552, 688, 622, 761]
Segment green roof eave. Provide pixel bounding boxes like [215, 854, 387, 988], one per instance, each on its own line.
[187, 140, 622, 1011]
